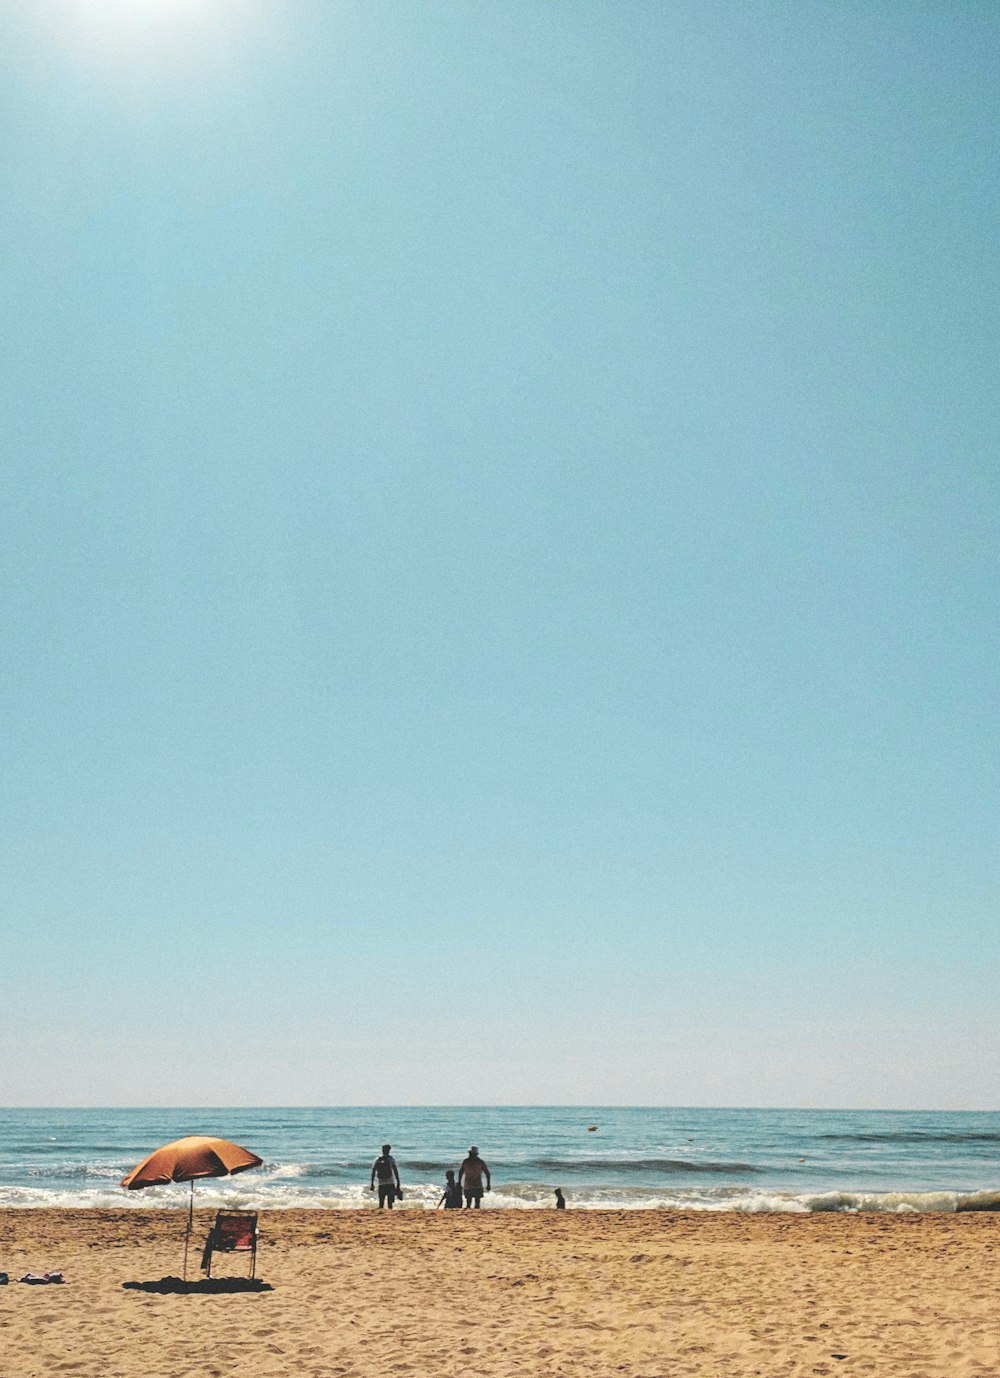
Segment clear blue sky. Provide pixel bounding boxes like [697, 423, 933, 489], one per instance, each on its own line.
[1, 1, 996, 1108]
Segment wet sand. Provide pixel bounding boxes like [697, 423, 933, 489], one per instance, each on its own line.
[1, 1207, 998, 1376]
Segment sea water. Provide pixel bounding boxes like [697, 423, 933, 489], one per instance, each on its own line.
[1, 1106, 998, 1212]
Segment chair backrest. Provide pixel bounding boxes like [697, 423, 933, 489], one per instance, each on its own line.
[214, 1212, 257, 1251]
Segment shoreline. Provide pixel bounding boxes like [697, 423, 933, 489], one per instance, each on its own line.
[1, 1209, 998, 1375]
[3, 1185, 999, 1212]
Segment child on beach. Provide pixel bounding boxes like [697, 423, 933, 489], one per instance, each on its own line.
[438, 1169, 463, 1209]
[554, 1188, 566, 1209]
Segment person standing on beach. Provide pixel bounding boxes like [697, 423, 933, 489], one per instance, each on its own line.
[458, 1145, 491, 1208]
[438, 1169, 463, 1209]
[554, 1187, 566, 1209]
[370, 1144, 402, 1209]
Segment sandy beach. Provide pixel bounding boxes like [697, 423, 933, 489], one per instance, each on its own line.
[1, 1208, 998, 1377]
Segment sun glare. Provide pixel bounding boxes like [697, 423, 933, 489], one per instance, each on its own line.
[65, 0, 210, 48]
[82, 0, 206, 19]
[57, 0, 261, 63]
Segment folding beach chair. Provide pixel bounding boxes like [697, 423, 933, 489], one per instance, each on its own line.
[200, 1210, 259, 1278]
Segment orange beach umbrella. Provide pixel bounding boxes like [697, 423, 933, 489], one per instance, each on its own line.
[122, 1136, 263, 1277]
[122, 1136, 262, 1190]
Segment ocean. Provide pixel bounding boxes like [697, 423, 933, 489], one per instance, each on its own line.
[1, 1106, 998, 1213]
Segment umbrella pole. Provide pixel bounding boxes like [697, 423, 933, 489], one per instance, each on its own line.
[183, 1179, 193, 1281]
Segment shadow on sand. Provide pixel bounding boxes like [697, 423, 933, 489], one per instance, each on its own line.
[123, 1276, 273, 1294]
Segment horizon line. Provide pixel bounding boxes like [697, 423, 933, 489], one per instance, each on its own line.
[2, 1103, 997, 1115]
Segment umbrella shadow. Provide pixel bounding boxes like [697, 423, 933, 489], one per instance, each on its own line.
[123, 1276, 273, 1294]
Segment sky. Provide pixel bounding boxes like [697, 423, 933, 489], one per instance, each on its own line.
[1, 0, 996, 1109]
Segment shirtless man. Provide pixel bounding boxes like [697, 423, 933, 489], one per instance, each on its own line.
[370, 1143, 402, 1209]
[458, 1145, 491, 1208]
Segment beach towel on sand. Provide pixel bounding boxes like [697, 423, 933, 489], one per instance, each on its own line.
[19, 1272, 65, 1284]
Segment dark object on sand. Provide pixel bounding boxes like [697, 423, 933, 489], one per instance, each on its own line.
[123, 1276, 273, 1294]
[554, 1188, 566, 1209]
[19, 1272, 65, 1284]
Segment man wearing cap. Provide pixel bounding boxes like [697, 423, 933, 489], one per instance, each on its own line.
[458, 1145, 491, 1208]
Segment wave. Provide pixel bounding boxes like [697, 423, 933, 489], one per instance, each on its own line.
[802, 1189, 1000, 1213]
[23, 1163, 133, 1180]
[530, 1158, 763, 1175]
[956, 1190, 1000, 1212]
[4, 1181, 998, 1213]
[818, 1132, 1000, 1144]
[247, 1156, 765, 1177]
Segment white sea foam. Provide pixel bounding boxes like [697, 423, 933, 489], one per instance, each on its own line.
[267, 1162, 310, 1179]
[2, 1179, 998, 1213]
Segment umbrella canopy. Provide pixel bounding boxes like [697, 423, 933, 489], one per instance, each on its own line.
[121, 1136, 263, 1190]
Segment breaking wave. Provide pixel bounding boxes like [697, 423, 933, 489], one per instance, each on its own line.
[2, 1181, 999, 1214]
[530, 1158, 763, 1175]
[819, 1132, 1000, 1144]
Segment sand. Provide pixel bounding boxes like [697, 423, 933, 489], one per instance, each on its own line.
[1, 1208, 998, 1376]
